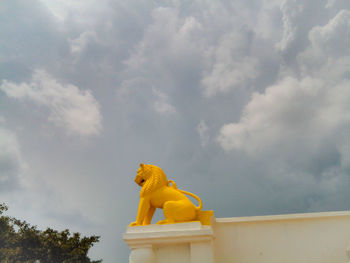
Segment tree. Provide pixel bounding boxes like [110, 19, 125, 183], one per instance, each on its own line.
[0, 203, 102, 263]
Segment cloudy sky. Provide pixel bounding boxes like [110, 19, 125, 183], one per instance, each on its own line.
[1, 0, 350, 261]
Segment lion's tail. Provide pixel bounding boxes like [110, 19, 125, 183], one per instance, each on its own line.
[179, 189, 202, 211]
[167, 180, 202, 211]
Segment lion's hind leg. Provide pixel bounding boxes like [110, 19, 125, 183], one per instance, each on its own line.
[157, 200, 196, 224]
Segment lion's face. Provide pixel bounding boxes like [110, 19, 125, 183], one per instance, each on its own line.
[135, 164, 168, 196]
[135, 167, 147, 187]
[134, 164, 154, 187]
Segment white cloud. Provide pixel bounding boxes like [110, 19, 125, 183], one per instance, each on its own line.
[0, 70, 102, 136]
[40, 0, 107, 24]
[300, 9, 350, 66]
[69, 30, 98, 55]
[217, 77, 325, 153]
[123, 7, 204, 74]
[217, 9, 350, 171]
[274, 0, 332, 64]
[178, 16, 202, 37]
[254, 1, 282, 39]
[311, 9, 350, 52]
[276, 0, 304, 53]
[152, 87, 177, 115]
[297, 9, 350, 84]
[201, 31, 259, 97]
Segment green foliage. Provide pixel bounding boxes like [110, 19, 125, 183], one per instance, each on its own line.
[0, 203, 102, 263]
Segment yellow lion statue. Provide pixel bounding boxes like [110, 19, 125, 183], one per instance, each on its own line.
[129, 164, 213, 226]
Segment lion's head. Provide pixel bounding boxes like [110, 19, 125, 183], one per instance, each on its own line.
[135, 163, 168, 197]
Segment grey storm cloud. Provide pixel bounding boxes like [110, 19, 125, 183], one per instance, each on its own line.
[0, 124, 23, 192]
[0, 0, 350, 262]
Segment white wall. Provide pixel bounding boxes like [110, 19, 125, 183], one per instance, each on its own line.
[213, 211, 350, 263]
[155, 244, 190, 263]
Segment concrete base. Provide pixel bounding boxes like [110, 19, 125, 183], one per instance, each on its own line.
[123, 222, 214, 263]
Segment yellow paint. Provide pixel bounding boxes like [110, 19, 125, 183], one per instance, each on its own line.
[197, 210, 214, 225]
[130, 164, 212, 226]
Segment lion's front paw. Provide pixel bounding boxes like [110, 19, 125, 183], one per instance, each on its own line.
[129, 222, 139, 227]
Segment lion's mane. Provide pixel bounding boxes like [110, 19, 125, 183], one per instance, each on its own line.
[139, 164, 168, 197]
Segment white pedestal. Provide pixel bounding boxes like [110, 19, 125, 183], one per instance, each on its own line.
[123, 222, 214, 263]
